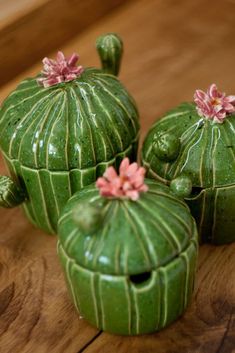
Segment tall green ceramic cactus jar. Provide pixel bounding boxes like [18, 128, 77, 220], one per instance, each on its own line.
[0, 33, 140, 234]
[58, 158, 198, 335]
[142, 84, 235, 245]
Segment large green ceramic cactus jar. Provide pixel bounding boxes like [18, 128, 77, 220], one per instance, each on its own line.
[0, 33, 140, 234]
[58, 159, 198, 335]
[142, 84, 235, 245]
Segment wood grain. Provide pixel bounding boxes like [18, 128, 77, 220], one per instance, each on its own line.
[0, 0, 125, 86]
[0, 207, 99, 353]
[0, 0, 235, 352]
[0, 0, 48, 28]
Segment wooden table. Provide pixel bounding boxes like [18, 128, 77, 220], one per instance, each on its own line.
[0, 0, 235, 352]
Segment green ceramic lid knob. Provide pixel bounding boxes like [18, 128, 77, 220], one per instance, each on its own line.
[170, 175, 192, 198]
[73, 202, 104, 234]
[96, 33, 123, 76]
[153, 132, 180, 162]
[0, 176, 25, 208]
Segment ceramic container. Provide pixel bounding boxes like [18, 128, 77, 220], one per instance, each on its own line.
[57, 159, 198, 335]
[0, 33, 140, 233]
[141, 84, 235, 244]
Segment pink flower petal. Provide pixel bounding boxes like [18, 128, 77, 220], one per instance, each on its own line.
[135, 167, 146, 177]
[65, 74, 78, 82]
[37, 51, 83, 88]
[139, 184, 149, 192]
[96, 177, 108, 188]
[194, 84, 235, 123]
[104, 166, 118, 181]
[222, 102, 235, 112]
[194, 89, 208, 101]
[208, 83, 218, 99]
[132, 176, 145, 188]
[112, 177, 122, 189]
[57, 51, 65, 62]
[126, 190, 139, 201]
[68, 53, 79, 66]
[226, 95, 235, 103]
[119, 158, 130, 175]
[126, 162, 138, 176]
[122, 181, 132, 191]
[96, 158, 148, 201]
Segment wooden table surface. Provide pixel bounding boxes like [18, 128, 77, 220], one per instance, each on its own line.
[0, 0, 125, 86]
[0, 0, 235, 352]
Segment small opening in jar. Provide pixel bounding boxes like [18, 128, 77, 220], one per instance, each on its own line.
[129, 271, 152, 285]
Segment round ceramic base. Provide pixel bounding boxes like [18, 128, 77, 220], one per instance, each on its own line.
[186, 184, 235, 245]
[3, 141, 138, 234]
[144, 166, 235, 245]
[58, 237, 197, 335]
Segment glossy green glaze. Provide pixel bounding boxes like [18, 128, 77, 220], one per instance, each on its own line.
[96, 33, 123, 76]
[57, 179, 198, 335]
[0, 175, 25, 208]
[141, 102, 235, 244]
[0, 34, 140, 233]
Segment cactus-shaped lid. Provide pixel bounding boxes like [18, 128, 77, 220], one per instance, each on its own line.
[58, 159, 197, 275]
[0, 34, 139, 171]
[142, 84, 235, 188]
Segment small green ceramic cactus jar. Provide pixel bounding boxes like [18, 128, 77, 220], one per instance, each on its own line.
[57, 159, 198, 335]
[142, 84, 235, 245]
[0, 33, 140, 234]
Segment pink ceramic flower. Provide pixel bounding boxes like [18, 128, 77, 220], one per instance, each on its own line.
[37, 51, 84, 88]
[194, 84, 235, 123]
[96, 158, 148, 201]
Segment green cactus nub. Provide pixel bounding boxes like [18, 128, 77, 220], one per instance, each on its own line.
[73, 202, 104, 235]
[0, 176, 25, 208]
[96, 33, 123, 76]
[153, 132, 180, 162]
[170, 175, 192, 199]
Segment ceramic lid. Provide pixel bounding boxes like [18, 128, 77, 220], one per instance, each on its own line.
[142, 102, 235, 188]
[0, 34, 139, 171]
[58, 179, 197, 276]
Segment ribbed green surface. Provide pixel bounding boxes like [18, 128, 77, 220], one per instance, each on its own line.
[142, 102, 235, 188]
[0, 65, 139, 233]
[58, 179, 197, 275]
[58, 239, 197, 335]
[58, 179, 198, 334]
[186, 184, 235, 244]
[4, 144, 136, 233]
[0, 68, 139, 171]
[0, 175, 25, 208]
[96, 33, 123, 76]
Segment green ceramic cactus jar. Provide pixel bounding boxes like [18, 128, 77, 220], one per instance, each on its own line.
[0, 33, 140, 234]
[57, 159, 198, 335]
[142, 84, 235, 245]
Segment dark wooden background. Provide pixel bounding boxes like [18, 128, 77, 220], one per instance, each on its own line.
[0, 0, 235, 352]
